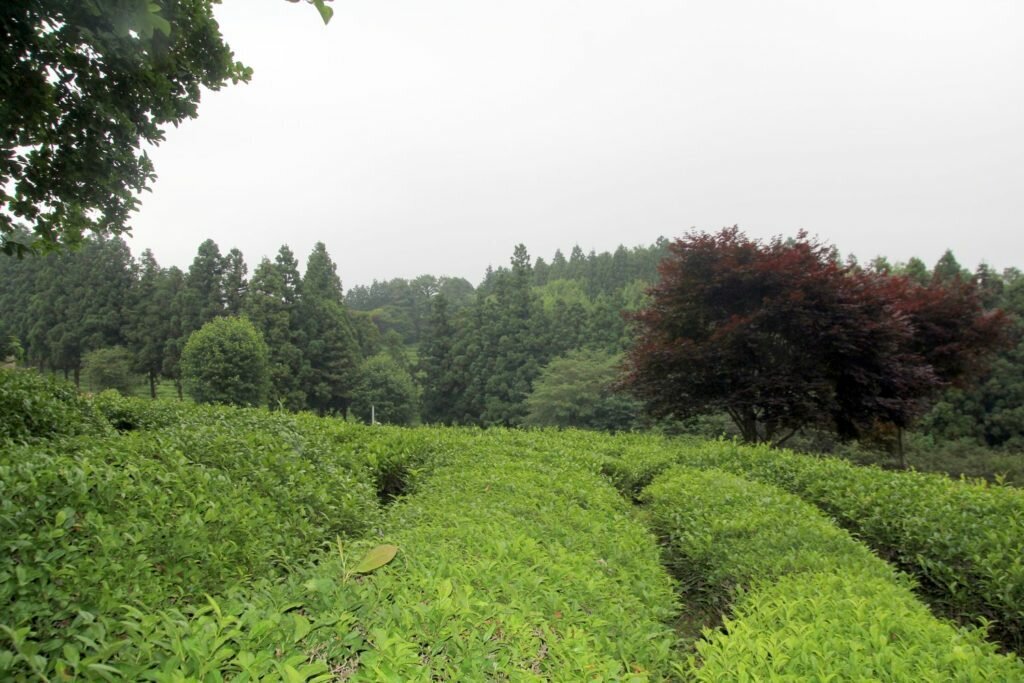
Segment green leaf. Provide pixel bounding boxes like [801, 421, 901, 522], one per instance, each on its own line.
[313, 0, 334, 24]
[309, 0, 333, 24]
[352, 544, 399, 574]
[293, 614, 312, 643]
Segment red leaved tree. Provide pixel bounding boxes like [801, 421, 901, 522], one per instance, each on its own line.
[624, 227, 1007, 449]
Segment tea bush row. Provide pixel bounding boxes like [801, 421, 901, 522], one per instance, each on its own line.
[642, 466, 1024, 680]
[669, 438, 1024, 651]
[0, 369, 111, 445]
[3, 429, 684, 680]
[0, 409, 403, 669]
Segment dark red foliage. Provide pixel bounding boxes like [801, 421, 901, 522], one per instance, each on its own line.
[624, 227, 1009, 444]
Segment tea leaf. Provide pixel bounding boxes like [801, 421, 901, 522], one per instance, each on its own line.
[352, 544, 399, 574]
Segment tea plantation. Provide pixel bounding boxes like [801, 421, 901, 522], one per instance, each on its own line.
[2, 371, 1024, 680]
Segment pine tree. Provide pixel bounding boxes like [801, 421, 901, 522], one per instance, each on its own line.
[40, 238, 134, 385]
[160, 267, 187, 399]
[178, 239, 226, 336]
[458, 245, 549, 426]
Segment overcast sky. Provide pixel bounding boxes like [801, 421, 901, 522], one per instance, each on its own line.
[128, 0, 1023, 288]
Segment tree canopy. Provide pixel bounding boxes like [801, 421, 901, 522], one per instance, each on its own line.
[624, 228, 1008, 445]
[0, 1, 331, 255]
[181, 316, 269, 407]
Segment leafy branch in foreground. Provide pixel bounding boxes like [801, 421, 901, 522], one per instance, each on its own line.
[0, 0, 331, 256]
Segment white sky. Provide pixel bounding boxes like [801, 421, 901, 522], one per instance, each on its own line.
[128, 0, 1023, 288]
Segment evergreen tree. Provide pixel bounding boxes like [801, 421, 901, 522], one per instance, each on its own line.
[245, 256, 306, 409]
[419, 294, 460, 423]
[160, 267, 187, 399]
[299, 242, 361, 416]
[222, 247, 249, 315]
[40, 238, 134, 384]
[549, 249, 568, 280]
[460, 244, 548, 425]
[900, 257, 931, 285]
[932, 249, 970, 284]
[178, 239, 226, 336]
[127, 249, 177, 397]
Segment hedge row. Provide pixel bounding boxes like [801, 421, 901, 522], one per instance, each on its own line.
[642, 466, 1024, 679]
[669, 438, 1024, 651]
[3, 429, 684, 680]
[329, 442, 682, 680]
[0, 369, 111, 445]
[0, 408, 395, 672]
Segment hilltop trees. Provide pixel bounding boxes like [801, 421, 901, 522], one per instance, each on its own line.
[625, 228, 1008, 446]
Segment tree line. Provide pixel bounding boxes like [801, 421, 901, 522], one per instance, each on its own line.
[1, 232, 1021, 451]
[0, 237, 669, 427]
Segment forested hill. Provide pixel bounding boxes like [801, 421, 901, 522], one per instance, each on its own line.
[343, 239, 670, 345]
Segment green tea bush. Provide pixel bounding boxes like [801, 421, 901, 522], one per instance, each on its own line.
[0, 413, 383, 669]
[90, 391, 193, 431]
[323, 443, 682, 680]
[642, 467, 1024, 679]
[0, 368, 110, 444]
[674, 439, 1024, 651]
[2, 428, 684, 681]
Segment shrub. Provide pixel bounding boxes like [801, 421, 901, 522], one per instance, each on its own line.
[0, 368, 109, 444]
[1, 424, 683, 681]
[0, 409, 383, 668]
[181, 316, 270, 407]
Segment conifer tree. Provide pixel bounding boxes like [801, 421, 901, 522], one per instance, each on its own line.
[178, 239, 226, 336]
[419, 294, 460, 423]
[127, 249, 177, 397]
[222, 247, 249, 315]
[160, 267, 187, 399]
[245, 255, 306, 409]
[299, 242, 361, 416]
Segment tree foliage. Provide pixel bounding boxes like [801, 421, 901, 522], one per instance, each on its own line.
[300, 242, 361, 415]
[81, 346, 137, 395]
[350, 353, 419, 425]
[0, 1, 250, 254]
[523, 349, 641, 432]
[1, 1, 334, 255]
[625, 228, 1008, 445]
[181, 316, 269, 407]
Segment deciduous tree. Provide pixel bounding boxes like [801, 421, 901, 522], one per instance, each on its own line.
[181, 316, 269, 407]
[1, 1, 331, 254]
[624, 228, 1007, 447]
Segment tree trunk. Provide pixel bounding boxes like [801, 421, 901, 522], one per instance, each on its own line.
[73, 366, 79, 388]
[728, 405, 760, 443]
[897, 426, 907, 469]
[149, 372, 157, 399]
